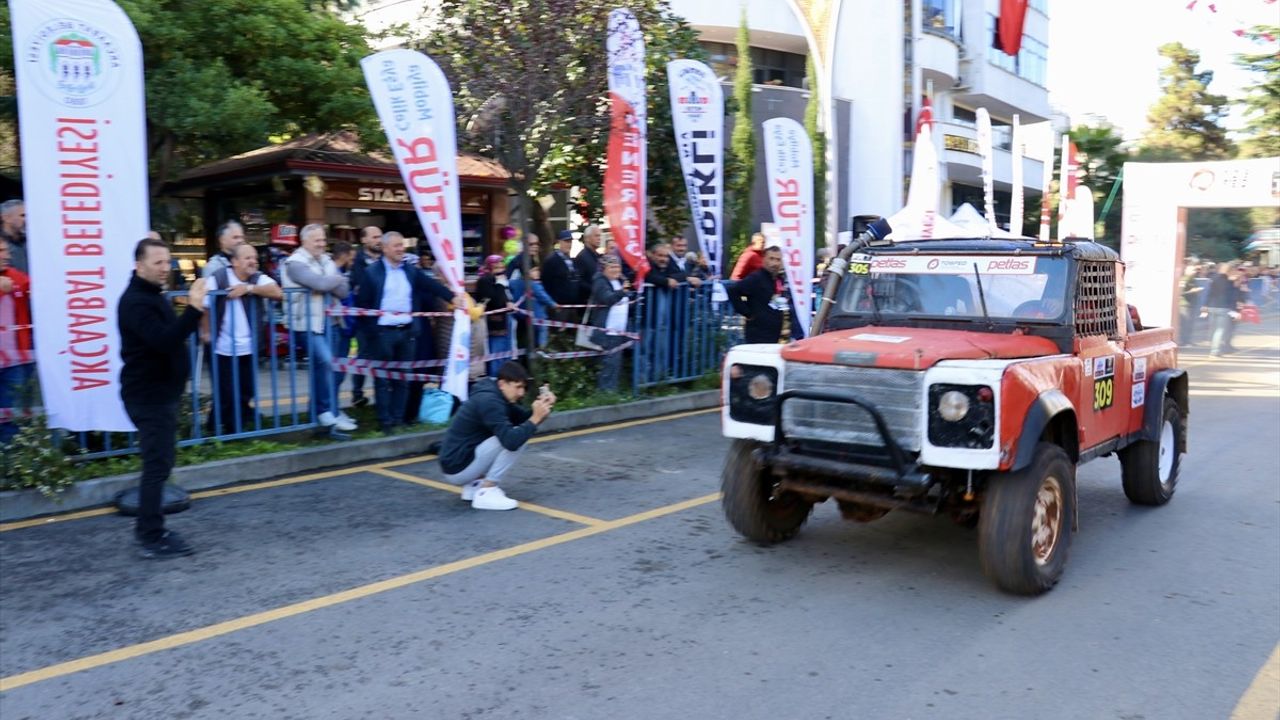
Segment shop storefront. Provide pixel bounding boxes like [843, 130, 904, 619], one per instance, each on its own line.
[163, 132, 511, 282]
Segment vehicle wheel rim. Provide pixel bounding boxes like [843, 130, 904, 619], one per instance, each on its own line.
[1031, 477, 1063, 566]
[1157, 419, 1175, 485]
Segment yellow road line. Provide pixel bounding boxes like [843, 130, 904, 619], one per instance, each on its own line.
[0, 492, 721, 693]
[368, 467, 607, 527]
[1232, 642, 1280, 720]
[0, 407, 718, 533]
[0, 507, 117, 532]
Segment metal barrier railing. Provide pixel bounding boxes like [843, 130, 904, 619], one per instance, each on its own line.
[25, 281, 745, 461]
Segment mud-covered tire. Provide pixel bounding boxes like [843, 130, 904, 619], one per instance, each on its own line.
[721, 440, 813, 543]
[978, 443, 1076, 595]
[1119, 398, 1184, 506]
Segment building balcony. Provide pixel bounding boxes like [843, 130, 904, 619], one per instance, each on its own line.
[937, 120, 1045, 191]
[918, 29, 961, 88]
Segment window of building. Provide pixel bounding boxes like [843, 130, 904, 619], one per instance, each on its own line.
[923, 0, 960, 37]
[699, 41, 807, 88]
[1028, 0, 1048, 15]
[985, 14, 1048, 87]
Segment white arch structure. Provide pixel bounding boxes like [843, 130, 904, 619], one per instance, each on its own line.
[1120, 157, 1280, 330]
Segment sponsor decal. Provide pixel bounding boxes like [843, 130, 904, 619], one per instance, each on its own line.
[850, 333, 911, 343]
[1092, 355, 1116, 412]
[1131, 382, 1145, 409]
[1083, 357, 1094, 379]
[866, 255, 1037, 275]
[1133, 357, 1147, 384]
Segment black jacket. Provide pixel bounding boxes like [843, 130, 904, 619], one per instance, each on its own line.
[117, 273, 203, 405]
[574, 247, 601, 302]
[439, 378, 537, 474]
[1204, 273, 1240, 309]
[353, 258, 454, 334]
[472, 274, 513, 334]
[541, 250, 580, 305]
[730, 268, 804, 344]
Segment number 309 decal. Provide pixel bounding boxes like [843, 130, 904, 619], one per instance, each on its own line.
[1093, 377, 1114, 411]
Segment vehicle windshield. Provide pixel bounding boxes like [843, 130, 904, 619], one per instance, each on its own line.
[833, 254, 1070, 322]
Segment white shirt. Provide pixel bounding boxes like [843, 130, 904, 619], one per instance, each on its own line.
[606, 278, 629, 332]
[379, 258, 413, 326]
[203, 272, 277, 356]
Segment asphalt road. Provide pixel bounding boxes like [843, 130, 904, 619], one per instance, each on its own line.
[1, 322, 1277, 720]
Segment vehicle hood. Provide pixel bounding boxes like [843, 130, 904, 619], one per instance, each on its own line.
[781, 326, 1060, 370]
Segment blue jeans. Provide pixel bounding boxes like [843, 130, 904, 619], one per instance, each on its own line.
[331, 331, 353, 399]
[304, 331, 335, 417]
[0, 363, 34, 443]
[1207, 308, 1233, 355]
[487, 333, 512, 377]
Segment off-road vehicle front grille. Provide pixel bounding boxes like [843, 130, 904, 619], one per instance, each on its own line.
[781, 364, 924, 451]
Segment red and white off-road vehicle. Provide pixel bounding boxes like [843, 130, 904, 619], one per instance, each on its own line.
[720, 231, 1188, 594]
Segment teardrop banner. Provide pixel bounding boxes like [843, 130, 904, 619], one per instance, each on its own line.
[605, 9, 650, 286]
[361, 49, 470, 400]
[762, 117, 814, 333]
[11, 0, 149, 431]
[667, 59, 724, 278]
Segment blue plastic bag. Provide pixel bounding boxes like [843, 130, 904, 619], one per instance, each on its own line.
[418, 389, 455, 425]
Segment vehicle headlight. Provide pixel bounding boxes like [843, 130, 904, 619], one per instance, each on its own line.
[747, 373, 775, 400]
[937, 390, 970, 422]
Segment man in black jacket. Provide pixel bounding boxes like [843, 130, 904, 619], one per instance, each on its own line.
[440, 361, 554, 510]
[118, 238, 208, 558]
[574, 224, 603, 303]
[541, 230, 580, 312]
[354, 231, 461, 433]
[729, 246, 805, 344]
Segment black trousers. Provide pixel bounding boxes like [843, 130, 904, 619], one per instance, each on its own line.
[210, 353, 255, 435]
[124, 401, 179, 543]
[373, 324, 416, 428]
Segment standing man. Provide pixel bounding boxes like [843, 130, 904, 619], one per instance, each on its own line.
[201, 243, 282, 435]
[118, 238, 208, 558]
[0, 237, 33, 443]
[0, 200, 27, 274]
[540, 230, 581, 313]
[729, 245, 804, 344]
[354, 231, 460, 434]
[730, 231, 767, 280]
[282, 224, 357, 432]
[574, 224, 604, 303]
[440, 361, 554, 511]
[201, 221, 246, 279]
[348, 225, 384, 408]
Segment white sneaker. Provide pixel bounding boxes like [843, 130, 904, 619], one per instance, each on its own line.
[471, 485, 517, 511]
[317, 411, 357, 432]
[459, 480, 481, 502]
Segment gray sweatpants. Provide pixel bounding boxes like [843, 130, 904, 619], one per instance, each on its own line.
[443, 436, 526, 485]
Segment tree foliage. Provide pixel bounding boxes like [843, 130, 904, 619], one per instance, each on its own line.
[803, 55, 827, 250]
[726, 7, 756, 264]
[1139, 42, 1234, 161]
[420, 0, 705, 249]
[0, 1, 378, 193]
[1234, 25, 1280, 159]
[1070, 124, 1127, 242]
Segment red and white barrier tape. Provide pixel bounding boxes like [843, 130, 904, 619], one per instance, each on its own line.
[326, 297, 525, 319]
[535, 341, 635, 360]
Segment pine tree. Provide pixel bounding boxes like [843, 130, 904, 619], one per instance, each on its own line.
[726, 8, 756, 264]
[1234, 25, 1280, 159]
[1139, 42, 1234, 160]
[803, 55, 827, 251]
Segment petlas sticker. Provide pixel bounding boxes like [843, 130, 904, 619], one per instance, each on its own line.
[868, 255, 1038, 275]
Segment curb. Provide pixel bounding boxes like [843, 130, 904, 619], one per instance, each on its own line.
[0, 390, 720, 523]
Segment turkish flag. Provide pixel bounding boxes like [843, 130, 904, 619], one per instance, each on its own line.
[994, 0, 1029, 56]
[914, 95, 935, 137]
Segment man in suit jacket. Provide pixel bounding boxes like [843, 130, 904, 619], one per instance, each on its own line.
[354, 231, 462, 433]
[347, 225, 384, 407]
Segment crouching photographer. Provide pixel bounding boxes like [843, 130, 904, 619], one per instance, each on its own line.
[439, 361, 555, 510]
